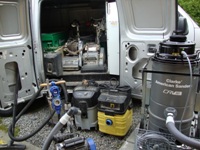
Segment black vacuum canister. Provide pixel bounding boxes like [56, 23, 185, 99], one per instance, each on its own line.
[72, 86, 100, 109]
[72, 85, 100, 130]
[44, 52, 63, 76]
[148, 35, 200, 135]
[159, 35, 195, 56]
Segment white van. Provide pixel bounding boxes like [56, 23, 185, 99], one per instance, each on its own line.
[0, 0, 199, 115]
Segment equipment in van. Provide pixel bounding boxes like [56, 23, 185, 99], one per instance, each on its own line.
[72, 80, 100, 130]
[81, 17, 107, 72]
[62, 56, 80, 71]
[44, 51, 63, 76]
[82, 43, 106, 71]
[82, 42, 100, 66]
[97, 85, 133, 136]
[62, 20, 84, 71]
[41, 32, 67, 53]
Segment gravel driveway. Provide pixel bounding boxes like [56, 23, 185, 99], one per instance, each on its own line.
[1, 98, 141, 150]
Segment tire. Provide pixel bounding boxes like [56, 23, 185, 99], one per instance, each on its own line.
[0, 103, 24, 117]
[0, 106, 13, 117]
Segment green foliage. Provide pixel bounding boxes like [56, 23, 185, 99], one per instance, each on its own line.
[0, 117, 20, 136]
[0, 124, 8, 133]
[178, 0, 200, 26]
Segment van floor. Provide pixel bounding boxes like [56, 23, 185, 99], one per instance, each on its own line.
[47, 72, 119, 92]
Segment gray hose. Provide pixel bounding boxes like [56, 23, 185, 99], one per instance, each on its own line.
[179, 51, 193, 131]
[42, 122, 63, 150]
[42, 107, 81, 150]
[166, 122, 200, 149]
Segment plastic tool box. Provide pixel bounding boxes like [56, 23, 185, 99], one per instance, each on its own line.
[41, 32, 67, 52]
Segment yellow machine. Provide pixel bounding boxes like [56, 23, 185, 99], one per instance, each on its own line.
[98, 108, 132, 136]
[97, 89, 133, 136]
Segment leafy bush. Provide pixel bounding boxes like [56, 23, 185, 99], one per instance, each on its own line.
[178, 0, 200, 26]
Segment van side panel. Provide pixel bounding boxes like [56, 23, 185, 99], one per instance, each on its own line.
[0, 0, 37, 108]
[116, 0, 176, 98]
[106, 2, 119, 75]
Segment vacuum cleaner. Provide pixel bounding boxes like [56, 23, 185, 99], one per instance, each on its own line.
[138, 4, 200, 149]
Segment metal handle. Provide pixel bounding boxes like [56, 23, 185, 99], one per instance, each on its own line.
[40, 80, 66, 87]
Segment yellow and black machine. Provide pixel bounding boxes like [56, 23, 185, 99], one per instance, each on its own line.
[97, 86, 133, 136]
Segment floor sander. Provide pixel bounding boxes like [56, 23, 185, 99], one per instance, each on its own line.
[137, 13, 200, 149]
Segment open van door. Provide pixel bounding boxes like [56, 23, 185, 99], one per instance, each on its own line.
[0, 0, 39, 115]
[116, 0, 176, 99]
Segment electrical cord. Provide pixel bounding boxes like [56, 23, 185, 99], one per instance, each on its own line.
[8, 85, 55, 142]
[179, 51, 193, 131]
[81, 78, 130, 93]
[143, 56, 154, 70]
[98, 78, 131, 93]
[42, 107, 81, 150]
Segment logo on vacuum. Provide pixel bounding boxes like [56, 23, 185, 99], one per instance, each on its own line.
[163, 89, 182, 96]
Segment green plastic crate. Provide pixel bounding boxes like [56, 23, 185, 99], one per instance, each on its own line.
[41, 32, 67, 52]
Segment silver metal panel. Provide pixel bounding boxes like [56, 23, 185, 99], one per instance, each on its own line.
[0, 3, 20, 37]
[30, 0, 45, 84]
[116, 0, 176, 98]
[0, 47, 36, 107]
[0, 1, 27, 42]
[106, 2, 119, 75]
[0, 0, 38, 108]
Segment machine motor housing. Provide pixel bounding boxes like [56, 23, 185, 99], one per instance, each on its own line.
[62, 56, 79, 71]
[147, 36, 200, 135]
[44, 51, 63, 76]
[98, 90, 132, 115]
[72, 85, 100, 130]
[81, 42, 106, 72]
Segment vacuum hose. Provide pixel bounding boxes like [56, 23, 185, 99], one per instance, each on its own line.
[165, 108, 200, 149]
[8, 86, 55, 141]
[42, 107, 81, 150]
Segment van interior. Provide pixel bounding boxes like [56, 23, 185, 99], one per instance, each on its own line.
[40, 0, 114, 83]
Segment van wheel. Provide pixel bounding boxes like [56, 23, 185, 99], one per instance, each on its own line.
[0, 106, 13, 117]
[0, 104, 24, 117]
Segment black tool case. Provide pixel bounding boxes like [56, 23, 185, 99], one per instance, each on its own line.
[97, 89, 132, 115]
[44, 52, 63, 76]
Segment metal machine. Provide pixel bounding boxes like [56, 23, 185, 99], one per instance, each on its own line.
[72, 82, 100, 130]
[138, 11, 200, 149]
[98, 87, 133, 136]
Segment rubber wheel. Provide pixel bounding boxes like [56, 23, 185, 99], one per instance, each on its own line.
[0, 106, 13, 117]
[0, 103, 24, 117]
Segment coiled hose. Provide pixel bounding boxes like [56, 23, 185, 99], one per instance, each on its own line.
[8, 85, 55, 142]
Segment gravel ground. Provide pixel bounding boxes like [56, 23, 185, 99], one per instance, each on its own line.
[1, 98, 141, 150]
